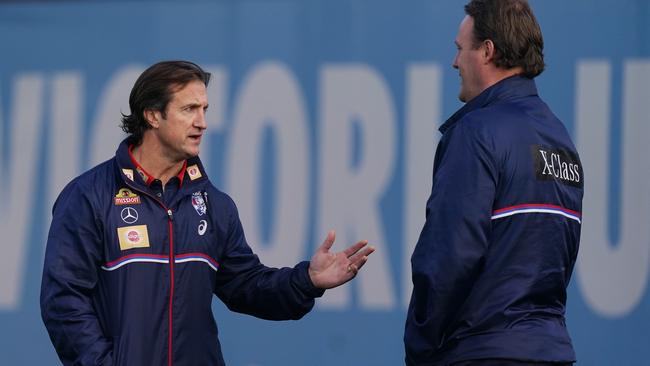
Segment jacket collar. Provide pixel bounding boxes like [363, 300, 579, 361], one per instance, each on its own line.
[126, 144, 187, 186]
[439, 75, 538, 134]
[115, 138, 208, 191]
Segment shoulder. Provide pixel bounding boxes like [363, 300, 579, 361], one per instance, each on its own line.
[202, 183, 239, 215]
[54, 158, 117, 212]
[463, 103, 522, 129]
[459, 96, 550, 143]
[450, 109, 499, 150]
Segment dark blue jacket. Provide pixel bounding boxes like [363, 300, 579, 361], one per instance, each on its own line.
[41, 139, 324, 366]
[405, 76, 583, 365]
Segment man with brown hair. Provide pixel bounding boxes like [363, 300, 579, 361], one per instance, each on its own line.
[405, 1, 583, 365]
[41, 60, 374, 366]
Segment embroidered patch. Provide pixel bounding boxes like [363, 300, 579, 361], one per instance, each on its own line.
[187, 164, 202, 180]
[136, 167, 149, 182]
[122, 169, 134, 181]
[117, 225, 150, 250]
[114, 188, 141, 205]
[198, 220, 207, 235]
[120, 207, 139, 224]
[191, 191, 207, 216]
[532, 145, 583, 188]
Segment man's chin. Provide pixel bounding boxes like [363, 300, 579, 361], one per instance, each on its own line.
[182, 148, 200, 159]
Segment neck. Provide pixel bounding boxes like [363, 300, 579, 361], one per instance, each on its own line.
[132, 136, 185, 186]
[483, 66, 523, 91]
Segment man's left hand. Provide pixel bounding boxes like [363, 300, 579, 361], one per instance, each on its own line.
[308, 230, 375, 289]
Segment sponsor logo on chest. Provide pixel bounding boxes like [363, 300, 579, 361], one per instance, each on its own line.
[114, 188, 141, 205]
[117, 225, 150, 250]
[198, 220, 207, 235]
[120, 207, 139, 224]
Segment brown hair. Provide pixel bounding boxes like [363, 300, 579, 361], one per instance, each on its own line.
[120, 60, 211, 144]
[465, 0, 545, 78]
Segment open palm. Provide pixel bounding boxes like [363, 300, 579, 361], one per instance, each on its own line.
[308, 230, 375, 289]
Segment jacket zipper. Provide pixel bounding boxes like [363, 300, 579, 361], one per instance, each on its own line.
[123, 180, 176, 366]
[167, 208, 174, 366]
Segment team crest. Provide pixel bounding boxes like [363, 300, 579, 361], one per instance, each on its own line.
[191, 192, 207, 216]
[114, 188, 141, 205]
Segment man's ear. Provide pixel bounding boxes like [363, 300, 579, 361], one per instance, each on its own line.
[143, 109, 160, 129]
[483, 39, 495, 64]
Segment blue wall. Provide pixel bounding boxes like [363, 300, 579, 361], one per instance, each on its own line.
[0, 0, 648, 364]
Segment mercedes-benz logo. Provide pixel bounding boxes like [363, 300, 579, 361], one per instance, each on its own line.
[120, 207, 139, 224]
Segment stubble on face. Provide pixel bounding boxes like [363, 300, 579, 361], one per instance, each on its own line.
[454, 16, 483, 103]
[158, 80, 208, 161]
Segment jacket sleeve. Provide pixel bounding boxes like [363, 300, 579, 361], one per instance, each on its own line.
[213, 196, 324, 320]
[405, 121, 497, 364]
[40, 181, 113, 366]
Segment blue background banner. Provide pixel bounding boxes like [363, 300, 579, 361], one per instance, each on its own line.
[1, 0, 648, 364]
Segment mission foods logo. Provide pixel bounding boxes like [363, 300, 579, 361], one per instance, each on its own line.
[114, 188, 141, 205]
[533, 145, 583, 188]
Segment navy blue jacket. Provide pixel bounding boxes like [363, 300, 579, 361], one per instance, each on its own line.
[41, 139, 324, 366]
[405, 76, 583, 365]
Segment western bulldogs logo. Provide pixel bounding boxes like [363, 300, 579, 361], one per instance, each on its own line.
[191, 192, 207, 216]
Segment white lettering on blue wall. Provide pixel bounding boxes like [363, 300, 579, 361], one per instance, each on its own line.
[575, 60, 650, 317]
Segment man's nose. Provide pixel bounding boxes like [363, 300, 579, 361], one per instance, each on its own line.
[195, 109, 207, 129]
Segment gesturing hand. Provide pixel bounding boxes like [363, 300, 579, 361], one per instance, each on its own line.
[308, 230, 375, 289]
